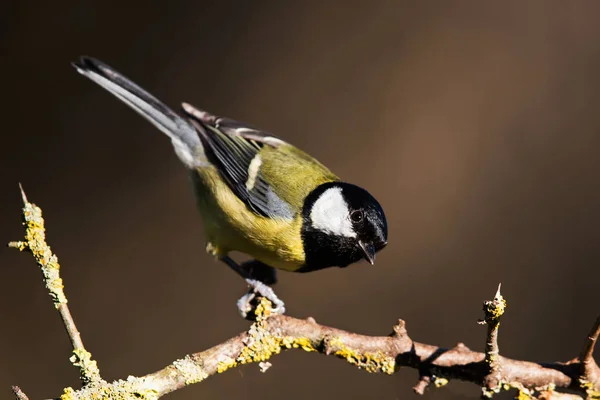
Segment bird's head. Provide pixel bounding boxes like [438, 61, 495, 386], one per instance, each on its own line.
[301, 182, 388, 270]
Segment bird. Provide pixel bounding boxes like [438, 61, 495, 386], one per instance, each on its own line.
[72, 56, 388, 316]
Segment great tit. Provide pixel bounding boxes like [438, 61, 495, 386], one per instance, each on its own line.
[73, 56, 388, 316]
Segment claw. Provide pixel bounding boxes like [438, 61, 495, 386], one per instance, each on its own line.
[236, 279, 286, 318]
[237, 292, 256, 318]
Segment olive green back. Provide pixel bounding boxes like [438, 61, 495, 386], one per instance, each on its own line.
[259, 144, 339, 211]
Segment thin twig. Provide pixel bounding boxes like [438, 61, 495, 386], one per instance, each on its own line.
[413, 375, 431, 395]
[577, 315, 600, 395]
[11, 386, 30, 400]
[579, 316, 600, 366]
[478, 283, 507, 397]
[480, 283, 505, 364]
[9, 185, 101, 385]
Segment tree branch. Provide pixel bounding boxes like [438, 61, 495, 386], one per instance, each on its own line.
[580, 317, 600, 364]
[577, 316, 600, 397]
[9, 184, 101, 386]
[478, 283, 507, 397]
[11, 386, 30, 400]
[9, 188, 600, 399]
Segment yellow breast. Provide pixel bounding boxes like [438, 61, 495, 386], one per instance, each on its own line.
[191, 167, 306, 271]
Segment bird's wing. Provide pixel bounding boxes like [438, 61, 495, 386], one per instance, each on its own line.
[183, 103, 339, 220]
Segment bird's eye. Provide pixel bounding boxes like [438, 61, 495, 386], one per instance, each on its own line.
[350, 210, 363, 223]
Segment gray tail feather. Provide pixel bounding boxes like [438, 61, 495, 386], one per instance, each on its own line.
[72, 56, 204, 168]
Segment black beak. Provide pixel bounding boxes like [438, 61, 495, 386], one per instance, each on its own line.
[358, 241, 376, 265]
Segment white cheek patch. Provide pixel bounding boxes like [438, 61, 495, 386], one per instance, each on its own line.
[310, 187, 356, 238]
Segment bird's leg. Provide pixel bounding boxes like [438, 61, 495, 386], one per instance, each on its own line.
[219, 257, 286, 317]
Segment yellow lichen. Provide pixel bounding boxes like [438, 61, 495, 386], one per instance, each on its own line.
[217, 299, 316, 373]
[328, 337, 396, 375]
[588, 389, 600, 400]
[217, 355, 237, 373]
[172, 355, 208, 385]
[70, 348, 101, 384]
[254, 297, 272, 321]
[11, 200, 68, 307]
[60, 387, 75, 400]
[218, 298, 394, 376]
[281, 336, 315, 352]
[481, 386, 496, 398]
[482, 380, 535, 399]
[482, 381, 510, 398]
[222, 300, 395, 375]
[433, 377, 449, 388]
[581, 380, 600, 399]
[484, 291, 506, 322]
[60, 378, 159, 400]
[217, 298, 279, 372]
[516, 389, 532, 400]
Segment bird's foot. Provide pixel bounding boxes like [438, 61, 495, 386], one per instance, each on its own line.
[237, 278, 286, 318]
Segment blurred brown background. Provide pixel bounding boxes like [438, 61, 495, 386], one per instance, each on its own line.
[2, 1, 600, 399]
